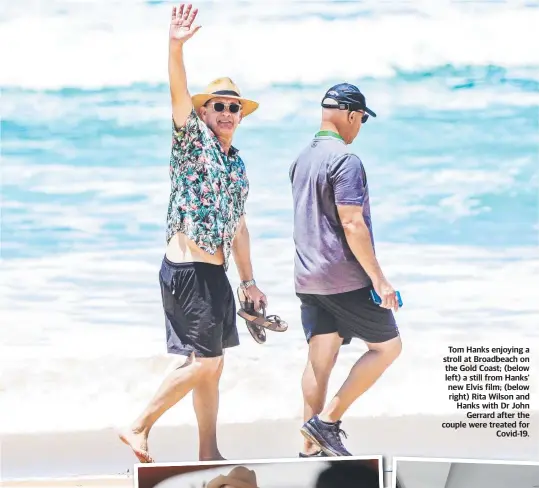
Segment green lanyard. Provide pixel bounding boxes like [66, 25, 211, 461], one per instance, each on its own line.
[315, 130, 344, 142]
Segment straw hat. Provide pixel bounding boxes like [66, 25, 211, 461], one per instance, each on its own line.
[192, 77, 259, 117]
[206, 466, 259, 488]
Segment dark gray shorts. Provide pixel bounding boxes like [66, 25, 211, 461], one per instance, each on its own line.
[159, 256, 239, 358]
[297, 286, 399, 345]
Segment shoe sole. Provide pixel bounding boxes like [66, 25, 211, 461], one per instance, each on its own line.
[298, 451, 327, 458]
[300, 424, 342, 457]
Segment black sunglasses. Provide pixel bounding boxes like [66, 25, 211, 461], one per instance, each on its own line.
[209, 101, 241, 114]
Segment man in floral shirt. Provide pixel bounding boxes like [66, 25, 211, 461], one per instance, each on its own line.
[119, 3, 267, 462]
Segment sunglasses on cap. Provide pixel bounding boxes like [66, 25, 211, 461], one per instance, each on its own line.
[322, 100, 370, 123]
[208, 101, 242, 114]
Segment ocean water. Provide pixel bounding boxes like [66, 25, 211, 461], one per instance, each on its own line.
[1, 0, 539, 434]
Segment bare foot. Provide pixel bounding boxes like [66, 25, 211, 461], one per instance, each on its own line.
[118, 428, 155, 463]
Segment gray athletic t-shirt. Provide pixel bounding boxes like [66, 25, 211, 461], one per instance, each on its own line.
[289, 135, 373, 295]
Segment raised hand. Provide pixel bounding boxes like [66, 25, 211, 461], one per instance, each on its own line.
[169, 4, 201, 44]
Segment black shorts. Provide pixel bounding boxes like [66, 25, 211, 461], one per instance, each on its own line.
[159, 256, 239, 358]
[297, 286, 400, 345]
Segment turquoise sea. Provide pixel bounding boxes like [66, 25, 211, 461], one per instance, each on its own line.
[1, 0, 538, 441]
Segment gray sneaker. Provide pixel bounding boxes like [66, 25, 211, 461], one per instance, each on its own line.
[298, 450, 327, 458]
[300, 415, 352, 456]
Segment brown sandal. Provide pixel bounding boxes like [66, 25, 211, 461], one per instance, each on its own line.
[237, 288, 267, 344]
[237, 289, 288, 333]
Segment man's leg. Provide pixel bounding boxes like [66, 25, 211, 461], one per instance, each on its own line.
[193, 354, 225, 460]
[302, 336, 402, 456]
[301, 333, 342, 454]
[315, 287, 403, 423]
[189, 275, 237, 461]
[319, 336, 402, 423]
[301, 287, 402, 456]
[119, 353, 222, 462]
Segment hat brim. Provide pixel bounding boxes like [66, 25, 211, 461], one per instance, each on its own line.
[206, 474, 258, 488]
[192, 93, 259, 117]
[321, 98, 377, 118]
[365, 107, 377, 117]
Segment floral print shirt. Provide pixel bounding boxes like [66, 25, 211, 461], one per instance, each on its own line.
[166, 108, 249, 271]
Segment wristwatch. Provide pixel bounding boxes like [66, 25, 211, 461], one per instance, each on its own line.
[240, 279, 256, 290]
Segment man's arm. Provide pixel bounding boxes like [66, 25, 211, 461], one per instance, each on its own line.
[336, 205, 384, 283]
[232, 216, 267, 308]
[331, 154, 398, 310]
[169, 43, 192, 128]
[168, 4, 201, 128]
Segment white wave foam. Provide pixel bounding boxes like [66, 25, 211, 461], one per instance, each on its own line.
[1, 242, 538, 433]
[2, 151, 534, 245]
[3, 83, 539, 136]
[1, 2, 538, 89]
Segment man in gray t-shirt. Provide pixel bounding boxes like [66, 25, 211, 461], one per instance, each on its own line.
[290, 83, 403, 457]
[291, 140, 373, 295]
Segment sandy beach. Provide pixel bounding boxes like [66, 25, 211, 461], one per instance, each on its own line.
[2, 414, 537, 481]
[0, 477, 131, 488]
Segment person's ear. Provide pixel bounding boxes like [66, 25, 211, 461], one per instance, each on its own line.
[348, 110, 357, 125]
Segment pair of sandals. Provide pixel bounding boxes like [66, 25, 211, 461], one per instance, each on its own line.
[236, 287, 288, 344]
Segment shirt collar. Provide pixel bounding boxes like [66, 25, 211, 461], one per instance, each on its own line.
[315, 130, 345, 144]
[209, 131, 239, 157]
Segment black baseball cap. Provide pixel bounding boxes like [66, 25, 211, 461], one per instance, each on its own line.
[321, 83, 377, 118]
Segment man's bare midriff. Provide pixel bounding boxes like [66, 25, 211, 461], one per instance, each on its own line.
[165, 231, 225, 265]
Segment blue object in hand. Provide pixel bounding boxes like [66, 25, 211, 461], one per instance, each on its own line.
[370, 289, 403, 307]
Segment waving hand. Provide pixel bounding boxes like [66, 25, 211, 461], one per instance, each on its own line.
[169, 4, 201, 44]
